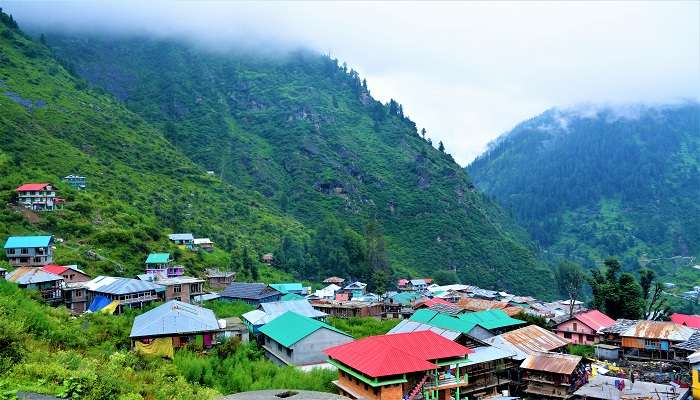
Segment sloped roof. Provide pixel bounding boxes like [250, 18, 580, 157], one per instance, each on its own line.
[410, 279, 427, 286]
[221, 282, 281, 300]
[269, 283, 303, 293]
[390, 291, 422, 305]
[485, 325, 569, 360]
[193, 238, 213, 245]
[205, 268, 235, 278]
[671, 313, 700, 329]
[168, 233, 194, 241]
[620, 320, 695, 341]
[259, 311, 350, 348]
[410, 309, 480, 334]
[83, 276, 163, 295]
[574, 374, 689, 400]
[42, 264, 86, 276]
[281, 293, 304, 301]
[459, 309, 525, 330]
[323, 276, 345, 284]
[130, 300, 219, 338]
[325, 331, 473, 378]
[467, 346, 517, 364]
[242, 309, 267, 325]
[4, 235, 53, 249]
[458, 298, 508, 312]
[673, 330, 700, 352]
[259, 299, 327, 323]
[344, 281, 367, 290]
[521, 352, 582, 375]
[417, 297, 451, 308]
[599, 319, 638, 334]
[7, 267, 63, 285]
[145, 253, 170, 264]
[16, 183, 50, 191]
[388, 320, 462, 341]
[428, 303, 464, 315]
[554, 310, 615, 331]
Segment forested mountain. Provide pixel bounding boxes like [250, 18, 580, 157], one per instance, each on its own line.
[0, 13, 552, 295]
[468, 104, 700, 290]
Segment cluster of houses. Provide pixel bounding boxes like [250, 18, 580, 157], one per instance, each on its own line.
[2, 228, 699, 399]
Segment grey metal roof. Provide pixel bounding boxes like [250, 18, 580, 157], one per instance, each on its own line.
[221, 282, 281, 300]
[193, 293, 220, 302]
[258, 299, 327, 323]
[573, 374, 688, 400]
[6, 267, 63, 285]
[598, 318, 638, 334]
[130, 300, 220, 338]
[429, 303, 464, 315]
[168, 233, 194, 241]
[465, 346, 517, 364]
[242, 309, 267, 325]
[84, 276, 163, 295]
[343, 281, 367, 290]
[410, 279, 427, 285]
[673, 329, 700, 351]
[205, 268, 235, 278]
[388, 319, 462, 341]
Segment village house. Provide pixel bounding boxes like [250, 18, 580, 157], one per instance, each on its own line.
[168, 233, 194, 249]
[130, 300, 221, 358]
[671, 313, 700, 329]
[138, 273, 205, 303]
[617, 320, 695, 361]
[485, 324, 570, 360]
[259, 311, 353, 367]
[42, 264, 90, 283]
[597, 318, 638, 351]
[552, 309, 615, 345]
[261, 253, 274, 264]
[193, 238, 214, 252]
[205, 268, 235, 289]
[323, 276, 345, 285]
[673, 330, 700, 360]
[311, 300, 383, 318]
[460, 346, 519, 399]
[220, 282, 282, 305]
[270, 282, 306, 295]
[312, 283, 341, 300]
[63, 282, 89, 314]
[145, 252, 183, 277]
[243, 299, 328, 335]
[217, 317, 249, 343]
[4, 235, 54, 267]
[325, 330, 474, 400]
[413, 297, 453, 311]
[457, 298, 523, 317]
[572, 374, 689, 400]
[341, 281, 367, 298]
[83, 276, 164, 314]
[409, 309, 494, 342]
[15, 183, 63, 211]
[6, 266, 64, 305]
[62, 175, 86, 189]
[520, 352, 586, 399]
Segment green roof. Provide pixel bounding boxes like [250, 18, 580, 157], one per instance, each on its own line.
[270, 283, 303, 294]
[281, 293, 305, 301]
[390, 291, 421, 305]
[145, 253, 170, 264]
[409, 309, 477, 333]
[259, 311, 351, 348]
[458, 309, 525, 330]
[4, 235, 52, 249]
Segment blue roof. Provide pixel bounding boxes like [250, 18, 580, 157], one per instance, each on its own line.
[130, 300, 220, 338]
[145, 253, 170, 264]
[269, 283, 303, 293]
[4, 235, 53, 249]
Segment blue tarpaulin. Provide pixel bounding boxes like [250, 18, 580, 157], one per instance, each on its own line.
[88, 295, 111, 312]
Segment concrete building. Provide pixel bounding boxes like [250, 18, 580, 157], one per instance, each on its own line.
[4, 235, 54, 267]
[552, 310, 615, 345]
[16, 183, 63, 211]
[6, 266, 64, 305]
[138, 273, 204, 303]
[62, 175, 86, 189]
[259, 311, 352, 366]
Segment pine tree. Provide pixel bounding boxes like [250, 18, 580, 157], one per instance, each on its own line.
[438, 141, 445, 153]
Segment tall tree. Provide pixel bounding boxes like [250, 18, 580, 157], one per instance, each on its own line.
[555, 261, 585, 317]
[639, 269, 670, 320]
[589, 257, 644, 319]
[438, 141, 445, 153]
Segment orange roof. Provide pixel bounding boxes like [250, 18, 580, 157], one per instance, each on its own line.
[458, 298, 507, 311]
[521, 352, 582, 375]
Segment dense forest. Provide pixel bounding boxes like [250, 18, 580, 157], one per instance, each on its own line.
[26, 31, 552, 295]
[468, 104, 700, 291]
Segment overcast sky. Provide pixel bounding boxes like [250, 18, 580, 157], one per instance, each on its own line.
[3, 1, 699, 164]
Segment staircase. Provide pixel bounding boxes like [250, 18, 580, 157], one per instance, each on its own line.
[406, 375, 429, 400]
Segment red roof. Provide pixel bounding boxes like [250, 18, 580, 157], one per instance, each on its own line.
[574, 310, 615, 331]
[671, 313, 700, 329]
[335, 293, 349, 301]
[16, 183, 50, 191]
[419, 297, 451, 307]
[325, 331, 473, 378]
[398, 279, 409, 286]
[42, 265, 69, 275]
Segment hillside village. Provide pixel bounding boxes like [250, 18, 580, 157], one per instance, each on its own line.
[2, 182, 699, 400]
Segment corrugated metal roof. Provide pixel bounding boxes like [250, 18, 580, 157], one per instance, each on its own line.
[130, 300, 219, 338]
[620, 320, 695, 341]
[520, 351, 582, 375]
[221, 282, 281, 300]
[457, 298, 508, 312]
[466, 346, 517, 364]
[671, 313, 700, 329]
[599, 319, 638, 334]
[573, 374, 689, 400]
[573, 310, 616, 331]
[343, 281, 367, 290]
[388, 320, 462, 341]
[485, 325, 569, 360]
[205, 268, 235, 278]
[4, 235, 53, 249]
[390, 291, 422, 305]
[6, 267, 63, 285]
[193, 238, 213, 245]
[259, 299, 327, 323]
[269, 283, 303, 293]
[672, 330, 700, 351]
[427, 302, 464, 315]
[83, 276, 163, 295]
[16, 183, 50, 191]
[325, 331, 473, 378]
[409, 309, 480, 334]
[459, 309, 525, 330]
[168, 233, 193, 241]
[242, 309, 267, 325]
[281, 293, 304, 301]
[259, 311, 350, 348]
[145, 253, 170, 264]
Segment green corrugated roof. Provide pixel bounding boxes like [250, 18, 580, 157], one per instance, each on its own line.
[270, 283, 303, 294]
[281, 293, 304, 301]
[4, 235, 52, 249]
[410, 309, 438, 323]
[145, 253, 170, 264]
[259, 311, 351, 348]
[458, 309, 524, 330]
[410, 309, 482, 333]
[390, 291, 421, 305]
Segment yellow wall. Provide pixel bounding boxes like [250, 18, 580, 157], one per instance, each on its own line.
[692, 368, 699, 400]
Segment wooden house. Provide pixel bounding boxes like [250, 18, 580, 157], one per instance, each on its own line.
[83, 276, 163, 314]
[460, 346, 519, 399]
[485, 324, 569, 360]
[193, 238, 214, 252]
[520, 352, 585, 399]
[311, 300, 383, 318]
[552, 310, 615, 345]
[63, 282, 89, 314]
[16, 183, 63, 211]
[618, 320, 695, 360]
[4, 235, 54, 267]
[205, 268, 235, 289]
[325, 331, 474, 400]
[6, 266, 64, 305]
[220, 282, 282, 305]
[168, 233, 194, 249]
[259, 311, 352, 367]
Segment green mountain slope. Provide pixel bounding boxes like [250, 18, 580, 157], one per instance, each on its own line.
[467, 104, 700, 290]
[0, 13, 306, 279]
[43, 34, 552, 295]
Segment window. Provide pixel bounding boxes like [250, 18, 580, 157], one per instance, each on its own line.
[573, 322, 578, 332]
[586, 335, 594, 342]
[174, 285, 182, 293]
[7, 249, 15, 255]
[21, 248, 28, 254]
[564, 332, 572, 339]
